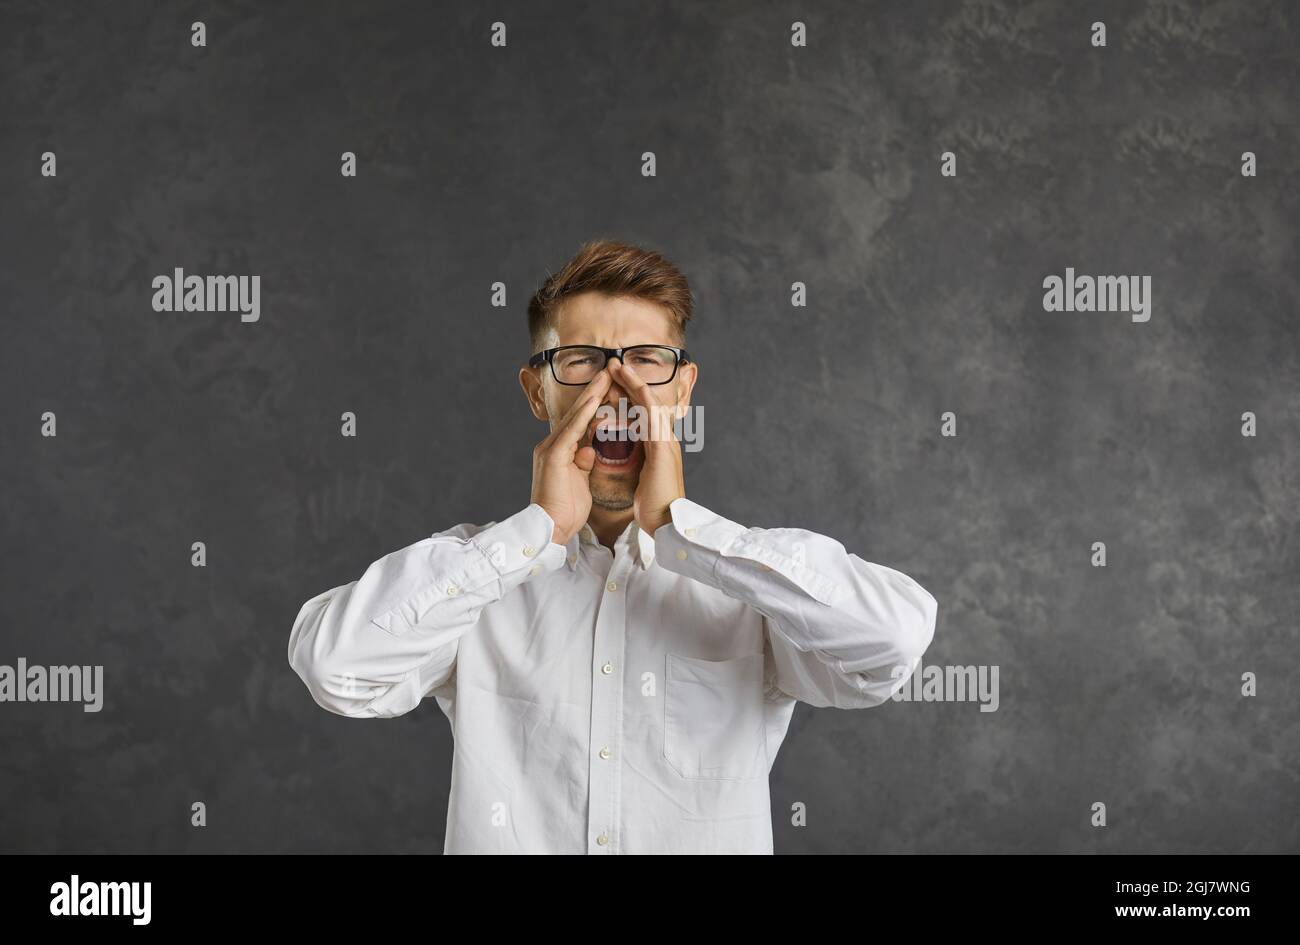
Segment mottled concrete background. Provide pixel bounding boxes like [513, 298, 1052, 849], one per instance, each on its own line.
[0, 0, 1295, 853]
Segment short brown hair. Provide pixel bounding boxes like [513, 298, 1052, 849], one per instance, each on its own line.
[527, 239, 693, 352]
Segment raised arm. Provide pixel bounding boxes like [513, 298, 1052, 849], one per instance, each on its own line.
[652, 497, 938, 709]
[287, 503, 563, 718]
[290, 370, 616, 718]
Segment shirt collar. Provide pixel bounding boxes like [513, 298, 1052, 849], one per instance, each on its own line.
[564, 520, 656, 571]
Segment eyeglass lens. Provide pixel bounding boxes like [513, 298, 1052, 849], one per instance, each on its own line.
[552, 346, 679, 384]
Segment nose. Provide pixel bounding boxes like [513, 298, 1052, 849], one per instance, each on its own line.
[595, 362, 628, 409]
[603, 370, 629, 403]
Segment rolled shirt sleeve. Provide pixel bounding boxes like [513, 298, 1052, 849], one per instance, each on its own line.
[652, 497, 938, 709]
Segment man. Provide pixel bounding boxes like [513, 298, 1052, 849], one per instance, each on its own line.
[288, 239, 938, 854]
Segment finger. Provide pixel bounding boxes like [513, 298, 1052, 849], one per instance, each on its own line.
[577, 408, 612, 459]
[540, 370, 610, 452]
[574, 444, 597, 473]
[553, 372, 612, 455]
[608, 358, 654, 407]
[609, 360, 676, 442]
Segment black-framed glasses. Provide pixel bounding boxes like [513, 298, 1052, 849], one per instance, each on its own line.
[528, 344, 692, 386]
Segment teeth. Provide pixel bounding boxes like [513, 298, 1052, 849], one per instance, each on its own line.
[594, 445, 635, 465]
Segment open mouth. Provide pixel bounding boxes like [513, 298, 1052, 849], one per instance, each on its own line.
[592, 427, 638, 468]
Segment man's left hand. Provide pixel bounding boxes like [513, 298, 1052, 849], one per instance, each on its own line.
[608, 358, 685, 538]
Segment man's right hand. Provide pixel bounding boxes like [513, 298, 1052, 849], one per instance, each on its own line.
[530, 369, 612, 546]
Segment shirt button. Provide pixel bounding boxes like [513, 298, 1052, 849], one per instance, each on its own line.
[598, 746, 611, 760]
[528, 565, 540, 576]
[446, 585, 460, 596]
[606, 581, 618, 592]
[601, 662, 613, 675]
[595, 833, 609, 846]
[522, 545, 536, 558]
[676, 549, 688, 561]
[684, 527, 697, 538]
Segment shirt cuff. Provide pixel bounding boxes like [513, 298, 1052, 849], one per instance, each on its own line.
[469, 503, 567, 580]
[651, 498, 736, 588]
[654, 497, 839, 606]
[370, 504, 563, 637]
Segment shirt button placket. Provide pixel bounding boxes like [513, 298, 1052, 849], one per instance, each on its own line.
[587, 552, 631, 854]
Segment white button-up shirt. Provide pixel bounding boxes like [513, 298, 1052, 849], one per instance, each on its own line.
[288, 498, 937, 854]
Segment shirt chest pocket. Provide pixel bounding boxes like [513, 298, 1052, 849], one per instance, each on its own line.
[663, 652, 767, 781]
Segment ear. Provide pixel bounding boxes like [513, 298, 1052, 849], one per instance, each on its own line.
[519, 366, 550, 421]
[673, 360, 698, 414]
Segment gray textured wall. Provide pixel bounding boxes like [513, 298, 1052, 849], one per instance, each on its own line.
[0, 0, 1296, 853]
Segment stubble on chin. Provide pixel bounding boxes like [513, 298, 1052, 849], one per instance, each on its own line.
[590, 473, 636, 511]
